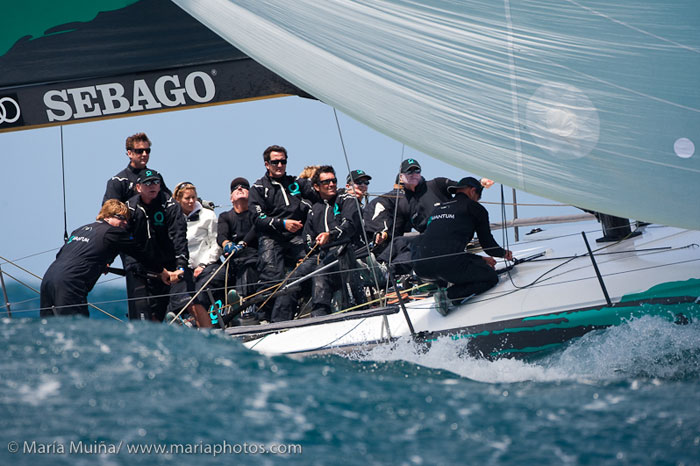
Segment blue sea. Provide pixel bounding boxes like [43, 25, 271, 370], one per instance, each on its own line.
[1, 285, 700, 465]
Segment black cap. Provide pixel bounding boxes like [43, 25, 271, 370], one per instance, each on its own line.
[400, 158, 421, 173]
[137, 169, 160, 184]
[346, 169, 372, 184]
[230, 177, 250, 192]
[448, 176, 483, 194]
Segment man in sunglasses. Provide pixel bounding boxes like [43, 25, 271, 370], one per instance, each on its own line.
[40, 200, 172, 317]
[102, 132, 170, 204]
[124, 169, 188, 321]
[248, 145, 318, 322]
[412, 177, 513, 316]
[297, 166, 367, 317]
[345, 169, 372, 203]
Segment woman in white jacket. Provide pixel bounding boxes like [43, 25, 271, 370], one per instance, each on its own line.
[171, 181, 222, 327]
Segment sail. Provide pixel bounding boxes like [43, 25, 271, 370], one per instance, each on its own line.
[173, 0, 700, 230]
[0, 0, 307, 133]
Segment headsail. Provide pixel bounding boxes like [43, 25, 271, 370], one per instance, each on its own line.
[173, 0, 700, 230]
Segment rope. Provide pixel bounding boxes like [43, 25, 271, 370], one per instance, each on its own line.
[256, 243, 319, 314]
[0, 268, 123, 322]
[60, 126, 69, 244]
[332, 108, 382, 294]
[168, 250, 237, 325]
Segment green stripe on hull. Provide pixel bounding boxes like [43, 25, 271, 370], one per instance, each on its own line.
[429, 279, 700, 357]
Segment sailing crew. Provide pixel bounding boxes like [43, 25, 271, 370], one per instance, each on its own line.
[124, 169, 189, 322]
[40, 200, 171, 317]
[411, 177, 513, 316]
[171, 181, 223, 328]
[217, 177, 259, 308]
[300, 166, 367, 317]
[102, 132, 170, 204]
[248, 145, 318, 322]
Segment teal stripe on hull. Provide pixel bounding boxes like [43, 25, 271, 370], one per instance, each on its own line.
[430, 279, 700, 357]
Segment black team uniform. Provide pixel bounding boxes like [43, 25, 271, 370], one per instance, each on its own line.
[404, 177, 455, 233]
[248, 173, 317, 322]
[102, 165, 170, 204]
[363, 186, 411, 257]
[412, 192, 508, 306]
[301, 190, 367, 317]
[40, 221, 162, 317]
[217, 207, 258, 297]
[124, 191, 188, 321]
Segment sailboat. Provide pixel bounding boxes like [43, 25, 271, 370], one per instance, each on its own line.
[171, 0, 700, 356]
[2, 1, 698, 357]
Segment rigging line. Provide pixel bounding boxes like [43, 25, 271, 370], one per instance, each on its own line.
[255, 242, 320, 316]
[168, 250, 238, 325]
[0, 247, 61, 266]
[384, 145, 406, 301]
[0, 254, 123, 322]
[60, 126, 69, 243]
[332, 108, 381, 294]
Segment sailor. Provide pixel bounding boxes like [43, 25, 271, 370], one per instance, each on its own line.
[124, 169, 189, 322]
[102, 132, 170, 204]
[379, 158, 458, 274]
[40, 200, 171, 317]
[363, 174, 410, 257]
[248, 145, 317, 322]
[345, 169, 372, 206]
[171, 181, 223, 327]
[301, 166, 367, 316]
[217, 177, 259, 301]
[400, 158, 456, 233]
[411, 176, 513, 316]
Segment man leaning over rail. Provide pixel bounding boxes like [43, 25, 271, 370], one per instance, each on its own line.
[411, 177, 513, 316]
[40, 200, 172, 317]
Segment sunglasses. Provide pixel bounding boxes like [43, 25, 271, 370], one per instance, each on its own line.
[268, 159, 287, 166]
[142, 179, 160, 186]
[353, 180, 370, 186]
[113, 214, 127, 221]
[404, 168, 421, 175]
[130, 148, 151, 155]
[319, 178, 338, 186]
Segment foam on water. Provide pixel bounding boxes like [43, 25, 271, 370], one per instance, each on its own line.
[355, 316, 700, 384]
[1, 314, 699, 465]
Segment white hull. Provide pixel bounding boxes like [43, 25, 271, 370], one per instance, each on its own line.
[229, 222, 700, 357]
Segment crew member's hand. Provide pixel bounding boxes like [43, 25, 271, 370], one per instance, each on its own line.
[504, 250, 513, 261]
[482, 256, 497, 269]
[103, 263, 111, 275]
[194, 266, 204, 278]
[316, 232, 330, 246]
[284, 219, 303, 233]
[159, 268, 171, 285]
[224, 242, 245, 257]
[168, 269, 183, 284]
[375, 231, 388, 245]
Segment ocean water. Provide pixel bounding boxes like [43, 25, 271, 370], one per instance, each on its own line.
[1, 289, 700, 465]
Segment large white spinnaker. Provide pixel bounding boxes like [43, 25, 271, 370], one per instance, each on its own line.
[173, 0, 700, 229]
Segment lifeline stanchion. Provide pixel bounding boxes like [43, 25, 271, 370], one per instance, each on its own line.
[581, 231, 612, 307]
[0, 265, 12, 318]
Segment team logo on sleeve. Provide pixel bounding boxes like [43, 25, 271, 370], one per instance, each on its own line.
[288, 182, 300, 196]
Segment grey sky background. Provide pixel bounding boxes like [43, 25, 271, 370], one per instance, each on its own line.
[0, 96, 578, 292]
